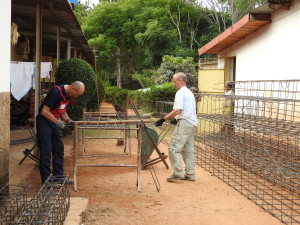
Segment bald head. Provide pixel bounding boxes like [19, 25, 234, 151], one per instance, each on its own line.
[174, 73, 187, 83]
[68, 81, 85, 97]
[173, 73, 187, 90]
[71, 81, 84, 90]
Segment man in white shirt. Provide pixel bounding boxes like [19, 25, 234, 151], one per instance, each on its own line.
[154, 72, 198, 182]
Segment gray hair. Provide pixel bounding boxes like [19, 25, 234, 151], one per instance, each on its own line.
[71, 81, 85, 90]
[174, 72, 187, 83]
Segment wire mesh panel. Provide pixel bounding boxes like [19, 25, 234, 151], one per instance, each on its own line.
[0, 175, 70, 224]
[155, 101, 174, 117]
[196, 80, 300, 225]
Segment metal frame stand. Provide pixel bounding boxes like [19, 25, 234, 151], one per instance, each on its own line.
[73, 120, 150, 192]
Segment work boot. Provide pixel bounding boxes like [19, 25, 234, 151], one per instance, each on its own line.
[54, 175, 74, 185]
[166, 174, 184, 182]
[65, 178, 74, 185]
[181, 175, 195, 181]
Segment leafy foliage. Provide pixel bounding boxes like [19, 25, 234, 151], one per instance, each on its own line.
[128, 82, 177, 113]
[132, 70, 157, 88]
[86, 78, 106, 111]
[199, 0, 265, 33]
[75, 0, 266, 90]
[81, 0, 214, 89]
[157, 55, 198, 88]
[74, 1, 93, 25]
[55, 58, 96, 120]
[104, 86, 128, 105]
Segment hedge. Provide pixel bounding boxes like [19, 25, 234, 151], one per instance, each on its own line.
[105, 83, 176, 113]
[55, 58, 96, 120]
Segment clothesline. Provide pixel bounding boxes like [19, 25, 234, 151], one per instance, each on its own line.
[10, 61, 53, 101]
[11, 61, 52, 79]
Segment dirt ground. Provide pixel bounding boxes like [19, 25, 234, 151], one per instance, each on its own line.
[9, 104, 284, 225]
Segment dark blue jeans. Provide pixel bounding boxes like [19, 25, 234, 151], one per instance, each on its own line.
[36, 114, 64, 183]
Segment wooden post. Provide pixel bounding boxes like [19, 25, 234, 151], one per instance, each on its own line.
[34, 0, 42, 134]
[56, 24, 60, 68]
[73, 122, 78, 191]
[67, 38, 71, 60]
[33, 0, 42, 159]
[93, 46, 100, 111]
[137, 123, 142, 192]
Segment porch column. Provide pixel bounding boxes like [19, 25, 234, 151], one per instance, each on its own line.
[67, 38, 71, 60]
[34, 0, 42, 132]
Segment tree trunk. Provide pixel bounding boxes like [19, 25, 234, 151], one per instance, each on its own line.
[168, 5, 182, 42]
[116, 48, 122, 88]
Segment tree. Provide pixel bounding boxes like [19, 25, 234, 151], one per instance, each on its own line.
[74, 0, 93, 25]
[81, 0, 214, 89]
[157, 55, 198, 88]
[198, 0, 265, 33]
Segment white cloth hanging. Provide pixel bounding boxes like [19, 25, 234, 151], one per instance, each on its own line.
[41, 62, 52, 79]
[18, 62, 34, 66]
[10, 64, 35, 101]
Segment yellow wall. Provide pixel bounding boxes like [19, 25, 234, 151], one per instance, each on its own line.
[198, 69, 225, 93]
[197, 96, 223, 134]
[197, 68, 225, 134]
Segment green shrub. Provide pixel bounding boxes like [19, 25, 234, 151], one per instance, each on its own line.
[132, 70, 157, 88]
[128, 82, 176, 113]
[104, 82, 176, 113]
[104, 86, 128, 105]
[105, 86, 118, 103]
[55, 58, 96, 120]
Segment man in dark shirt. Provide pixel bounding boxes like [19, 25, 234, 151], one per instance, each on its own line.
[36, 81, 85, 184]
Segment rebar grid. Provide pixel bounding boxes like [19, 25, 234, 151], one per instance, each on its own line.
[72, 120, 152, 191]
[83, 111, 127, 121]
[217, 80, 300, 100]
[0, 175, 70, 224]
[196, 80, 300, 225]
[155, 101, 174, 117]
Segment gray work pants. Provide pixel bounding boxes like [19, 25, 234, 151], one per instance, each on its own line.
[168, 119, 196, 178]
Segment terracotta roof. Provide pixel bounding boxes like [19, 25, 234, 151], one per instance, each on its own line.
[198, 13, 271, 56]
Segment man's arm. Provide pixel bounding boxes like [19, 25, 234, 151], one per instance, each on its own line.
[60, 112, 71, 122]
[41, 105, 59, 124]
[164, 109, 181, 120]
[154, 109, 181, 127]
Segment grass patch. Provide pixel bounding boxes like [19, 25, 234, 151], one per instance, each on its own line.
[80, 129, 126, 138]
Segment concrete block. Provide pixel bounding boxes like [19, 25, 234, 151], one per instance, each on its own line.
[64, 197, 90, 225]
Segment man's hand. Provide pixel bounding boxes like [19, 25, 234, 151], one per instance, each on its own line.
[154, 118, 165, 127]
[67, 119, 74, 126]
[170, 118, 178, 125]
[56, 121, 66, 129]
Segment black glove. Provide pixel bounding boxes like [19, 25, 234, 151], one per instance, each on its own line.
[56, 120, 66, 129]
[170, 118, 178, 125]
[154, 118, 165, 127]
[67, 119, 74, 126]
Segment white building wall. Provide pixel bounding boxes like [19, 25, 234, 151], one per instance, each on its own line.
[220, 0, 300, 81]
[0, 0, 11, 92]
